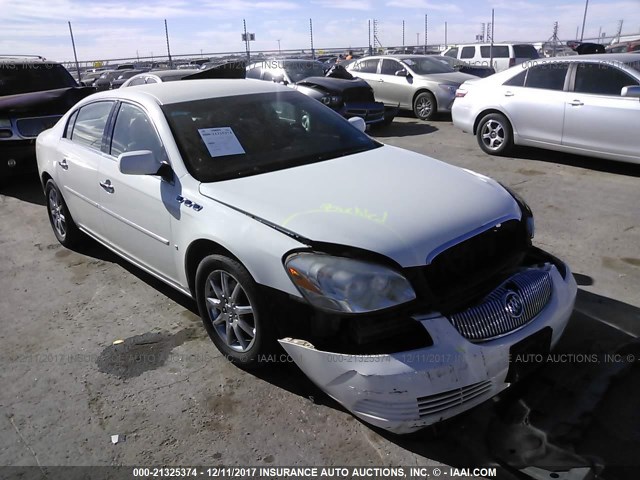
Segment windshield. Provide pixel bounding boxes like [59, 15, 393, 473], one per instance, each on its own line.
[162, 91, 381, 182]
[399, 57, 455, 74]
[0, 63, 77, 96]
[283, 62, 326, 82]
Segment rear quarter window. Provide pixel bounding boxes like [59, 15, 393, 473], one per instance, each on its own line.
[513, 45, 539, 59]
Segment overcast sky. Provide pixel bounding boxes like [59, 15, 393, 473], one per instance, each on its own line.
[1, 0, 639, 62]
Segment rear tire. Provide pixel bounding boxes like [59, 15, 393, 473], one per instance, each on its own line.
[45, 179, 85, 248]
[476, 113, 514, 156]
[195, 255, 276, 369]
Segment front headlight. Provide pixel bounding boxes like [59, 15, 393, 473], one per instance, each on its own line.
[285, 252, 416, 313]
[438, 84, 458, 95]
[321, 95, 342, 107]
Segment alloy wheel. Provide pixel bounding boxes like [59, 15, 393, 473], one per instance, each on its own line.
[480, 119, 506, 151]
[204, 270, 256, 352]
[48, 187, 67, 240]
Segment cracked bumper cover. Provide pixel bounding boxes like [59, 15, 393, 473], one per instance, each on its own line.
[279, 263, 577, 434]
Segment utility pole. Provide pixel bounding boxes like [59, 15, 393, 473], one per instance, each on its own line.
[580, 0, 589, 42]
[424, 14, 428, 54]
[243, 19, 250, 62]
[277, 39, 281, 54]
[368, 20, 372, 55]
[309, 18, 315, 59]
[164, 19, 172, 69]
[417, 33, 420, 46]
[67, 22, 81, 81]
[489, 9, 495, 69]
[444, 21, 447, 48]
[402, 20, 405, 48]
[551, 21, 559, 56]
[373, 19, 381, 50]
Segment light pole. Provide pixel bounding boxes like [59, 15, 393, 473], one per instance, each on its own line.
[580, 0, 589, 42]
[277, 39, 281, 54]
[416, 33, 420, 45]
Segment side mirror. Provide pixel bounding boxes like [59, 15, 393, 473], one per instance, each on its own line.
[348, 116, 366, 132]
[395, 69, 408, 77]
[118, 150, 162, 175]
[621, 85, 640, 98]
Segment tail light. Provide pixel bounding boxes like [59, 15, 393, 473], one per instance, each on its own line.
[509, 58, 516, 67]
[455, 89, 467, 98]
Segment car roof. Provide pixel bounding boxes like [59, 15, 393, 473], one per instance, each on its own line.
[0, 56, 59, 64]
[150, 69, 201, 77]
[87, 78, 290, 105]
[523, 53, 639, 63]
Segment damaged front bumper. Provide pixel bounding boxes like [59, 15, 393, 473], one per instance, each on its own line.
[279, 262, 577, 434]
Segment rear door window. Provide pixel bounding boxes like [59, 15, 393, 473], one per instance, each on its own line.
[524, 63, 569, 90]
[481, 46, 509, 58]
[353, 59, 379, 73]
[71, 101, 114, 150]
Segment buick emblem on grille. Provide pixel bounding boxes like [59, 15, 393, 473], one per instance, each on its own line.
[503, 291, 524, 319]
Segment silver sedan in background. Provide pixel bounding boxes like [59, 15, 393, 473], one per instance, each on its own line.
[452, 53, 640, 164]
[347, 55, 475, 120]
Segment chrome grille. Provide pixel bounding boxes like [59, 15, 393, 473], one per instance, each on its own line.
[16, 115, 62, 138]
[352, 380, 494, 421]
[448, 269, 552, 342]
[418, 380, 493, 417]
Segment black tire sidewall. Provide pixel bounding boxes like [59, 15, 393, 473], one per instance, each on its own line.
[477, 113, 513, 155]
[413, 92, 437, 120]
[45, 179, 75, 246]
[195, 254, 273, 369]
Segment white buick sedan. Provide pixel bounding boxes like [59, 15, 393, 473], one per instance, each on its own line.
[37, 80, 576, 433]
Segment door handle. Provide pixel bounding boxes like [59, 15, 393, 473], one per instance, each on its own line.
[569, 100, 584, 106]
[378, 78, 385, 83]
[504, 91, 514, 97]
[99, 179, 114, 193]
[58, 159, 69, 170]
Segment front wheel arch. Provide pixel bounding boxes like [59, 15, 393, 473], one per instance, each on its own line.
[184, 238, 243, 298]
[473, 108, 512, 135]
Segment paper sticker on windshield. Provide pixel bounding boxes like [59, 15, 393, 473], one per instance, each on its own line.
[198, 127, 245, 157]
[403, 59, 416, 66]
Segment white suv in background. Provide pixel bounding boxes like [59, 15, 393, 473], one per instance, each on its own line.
[442, 43, 539, 72]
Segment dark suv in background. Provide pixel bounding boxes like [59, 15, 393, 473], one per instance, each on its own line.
[0, 56, 94, 180]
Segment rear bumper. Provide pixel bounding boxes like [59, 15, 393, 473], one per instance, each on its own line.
[279, 260, 576, 434]
[451, 100, 475, 133]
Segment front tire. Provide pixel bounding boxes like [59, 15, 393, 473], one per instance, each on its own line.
[476, 113, 514, 156]
[195, 255, 275, 369]
[45, 179, 85, 247]
[413, 92, 437, 121]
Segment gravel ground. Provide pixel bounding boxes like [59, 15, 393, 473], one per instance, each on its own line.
[1, 114, 639, 480]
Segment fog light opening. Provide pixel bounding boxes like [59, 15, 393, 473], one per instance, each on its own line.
[7, 159, 17, 168]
